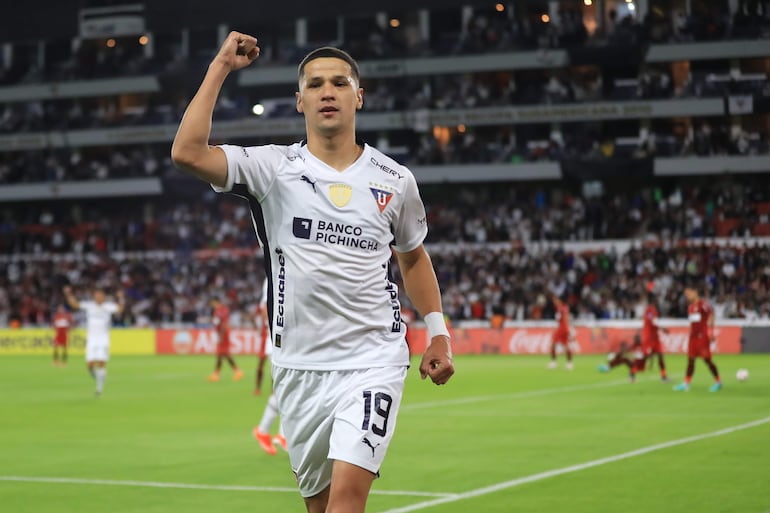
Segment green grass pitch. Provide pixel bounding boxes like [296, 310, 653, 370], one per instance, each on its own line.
[1, 354, 769, 512]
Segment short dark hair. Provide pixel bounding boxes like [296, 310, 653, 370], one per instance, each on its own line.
[298, 46, 360, 85]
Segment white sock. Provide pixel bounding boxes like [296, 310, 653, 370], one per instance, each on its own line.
[258, 394, 279, 433]
[95, 368, 107, 394]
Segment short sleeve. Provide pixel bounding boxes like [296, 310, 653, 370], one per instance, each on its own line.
[391, 171, 428, 253]
[104, 302, 119, 314]
[214, 144, 284, 201]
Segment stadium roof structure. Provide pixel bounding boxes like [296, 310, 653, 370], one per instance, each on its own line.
[2, 0, 496, 42]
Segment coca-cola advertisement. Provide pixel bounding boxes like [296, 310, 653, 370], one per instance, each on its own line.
[408, 325, 742, 355]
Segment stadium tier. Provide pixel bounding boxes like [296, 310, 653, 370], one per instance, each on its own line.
[1, 1, 769, 327]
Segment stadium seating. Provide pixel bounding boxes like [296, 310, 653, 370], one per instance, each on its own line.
[1, 2, 769, 326]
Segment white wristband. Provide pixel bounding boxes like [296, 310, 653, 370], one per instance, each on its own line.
[424, 312, 450, 340]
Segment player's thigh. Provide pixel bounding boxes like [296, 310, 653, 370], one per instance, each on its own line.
[272, 367, 336, 498]
[85, 343, 109, 362]
[552, 331, 568, 345]
[688, 338, 709, 359]
[329, 366, 407, 476]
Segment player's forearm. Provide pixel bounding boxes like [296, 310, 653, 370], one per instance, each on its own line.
[64, 294, 79, 310]
[400, 250, 443, 317]
[171, 62, 230, 178]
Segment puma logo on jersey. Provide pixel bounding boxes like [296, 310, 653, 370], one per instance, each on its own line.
[300, 175, 317, 193]
[362, 437, 380, 457]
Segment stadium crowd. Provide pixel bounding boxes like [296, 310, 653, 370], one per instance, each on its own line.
[2, 68, 765, 137]
[3, 175, 770, 257]
[2, 239, 769, 328]
[1, 2, 766, 87]
[2, 113, 767, 184]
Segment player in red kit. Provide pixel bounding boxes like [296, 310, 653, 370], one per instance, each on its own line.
[641, 293, 669, 382]
[674, 284, 722, 392]
[254, 280, 270, 395]
[52, 304, 73, 366]
[208, 298, 243, 382]
[548, 295, 574, 370]
[597, 338, 645, 382]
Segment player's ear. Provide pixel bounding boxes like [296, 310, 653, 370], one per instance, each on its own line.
[295, 91, 303, 114]
[356, 87, 364, 110]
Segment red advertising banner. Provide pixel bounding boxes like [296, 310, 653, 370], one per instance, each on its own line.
[156, 329, 263, 355]
[407, 325, 742, 355]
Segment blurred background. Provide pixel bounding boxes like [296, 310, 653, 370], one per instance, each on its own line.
[1, 0, 769, 345]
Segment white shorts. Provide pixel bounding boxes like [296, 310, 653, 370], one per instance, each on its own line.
[272, 365, 407, 498]
[85, 343, 110, 362]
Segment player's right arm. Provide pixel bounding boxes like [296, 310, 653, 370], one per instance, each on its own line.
[171, 32, 260, 187]
[62, 286, 80, 311]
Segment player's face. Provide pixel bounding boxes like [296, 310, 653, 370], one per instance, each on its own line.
[94, 290, 105, 303]
[296, 58, 363, 136]
[684, 288, 697, 303]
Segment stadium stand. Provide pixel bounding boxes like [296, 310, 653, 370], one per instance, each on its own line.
[1, 0, 770, 326]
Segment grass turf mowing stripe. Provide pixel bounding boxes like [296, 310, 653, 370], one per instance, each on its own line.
[375, 415, 770, 513]
[401, 376, 659, 411]
[0, 476, 456, 498]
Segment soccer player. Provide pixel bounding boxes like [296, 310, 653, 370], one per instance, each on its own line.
[208, 297, 243, 382]
[172, 35, 454, 513]
[62, 286, 125, 397]
[674, 284, 722, 392]
[52, 304, 73, 366]
[598, 338, 645, 382]
[252, 279, 288, 455]
[548, 294, 574, 370]
[253, 393, 287, 456]
[641, 293, 668, 382]
[254, 279, 269, 395]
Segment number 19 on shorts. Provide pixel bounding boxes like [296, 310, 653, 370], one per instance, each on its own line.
[361, 390, 393, 436]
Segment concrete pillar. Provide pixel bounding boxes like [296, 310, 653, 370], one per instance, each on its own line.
[143, 32, 154, 59]
[376, 12, 388, 30]
[460, 6, 474, 36]
[595, 0, 605, 34]
[418, 9, 430, 42]
[296, 17, 307, 47]
[549, 0, 561, 27]
[180, 29, 189, 58]
[37, 40, 45, 71]
[217, 24, 229, 46]
[1, 43, 11, 68]
[337, 15, 345, 45]
[636, 0, 648, 20]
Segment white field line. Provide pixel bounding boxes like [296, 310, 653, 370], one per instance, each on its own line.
[376, 415, 770, 513]
[0, 476, 456, 498]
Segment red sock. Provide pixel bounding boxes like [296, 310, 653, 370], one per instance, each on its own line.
[684, 376, 692, 385]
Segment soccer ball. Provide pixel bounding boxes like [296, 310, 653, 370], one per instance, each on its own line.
[736, 368, 749, 382]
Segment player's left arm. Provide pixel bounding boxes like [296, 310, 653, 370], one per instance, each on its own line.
[395, 245, 454, 385]
[115, 290, 126, 316]
[708, 303, 715, 342]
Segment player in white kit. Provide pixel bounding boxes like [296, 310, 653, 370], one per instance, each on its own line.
[63, 286, 125, 397]
[172, 34, 454, 513]
[253, 279, 288, 456]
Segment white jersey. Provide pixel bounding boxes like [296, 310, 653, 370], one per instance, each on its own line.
[80, 300, 118, 346]
[215, 142, 426, 370]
